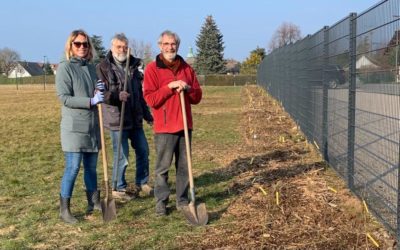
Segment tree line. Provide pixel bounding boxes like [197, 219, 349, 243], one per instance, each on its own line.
[0, 17, 302, 77]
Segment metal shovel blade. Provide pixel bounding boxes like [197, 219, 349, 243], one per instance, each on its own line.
[181, 202, 208, 226]
[101, 198, 116, 222]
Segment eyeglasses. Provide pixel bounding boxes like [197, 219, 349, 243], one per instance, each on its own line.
[114, 45, 128, 50]
[162, 42, 177, 47]
[72, 41, 89, 48]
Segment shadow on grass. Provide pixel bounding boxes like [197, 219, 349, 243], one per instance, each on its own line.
[195, 148, 310, 187]
[193, 148, 326, 223]
[228, 160, 327, 196]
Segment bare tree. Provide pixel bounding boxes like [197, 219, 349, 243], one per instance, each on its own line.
[129, 39, 154, 65]
[142, 44, 154, 65]
[268, 22, 302, 52]
[0, 47, 20, 76]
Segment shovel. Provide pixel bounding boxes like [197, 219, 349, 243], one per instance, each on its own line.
[179, 91, 208, 226]
[114, 48, 131, 192]
[98, 102, 117, 222]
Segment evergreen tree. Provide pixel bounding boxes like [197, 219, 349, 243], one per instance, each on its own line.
[252, 47, 266, 60]
[91, 35, 107, 64]
[241, 47, 265, 75]
[43, 62, 54, 75]
[194, 15, 225, 74]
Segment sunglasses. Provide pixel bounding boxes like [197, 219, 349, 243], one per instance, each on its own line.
[72, 41, 89, 48]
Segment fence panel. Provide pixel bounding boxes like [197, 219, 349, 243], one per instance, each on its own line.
[258, 0, 400, 238]
[352, 0, 400, 233]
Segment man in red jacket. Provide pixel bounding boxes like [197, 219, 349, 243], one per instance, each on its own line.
[143, 30, 202, 216]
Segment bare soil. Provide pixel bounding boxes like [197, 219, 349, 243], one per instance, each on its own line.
[181, 85, 396, 249]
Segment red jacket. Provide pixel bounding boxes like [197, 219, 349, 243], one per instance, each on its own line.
[143, 55, 202, 133]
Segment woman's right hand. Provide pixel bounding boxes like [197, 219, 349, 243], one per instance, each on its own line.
[96, 81, 105, 92]
[90, 91, 104, 106]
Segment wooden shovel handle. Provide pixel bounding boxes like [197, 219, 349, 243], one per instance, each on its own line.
[97, 103, 109, 195]
[114, 48, 131, 190]
[179, 91, 195, 191]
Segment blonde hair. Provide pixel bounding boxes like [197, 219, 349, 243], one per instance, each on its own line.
[64, 29, 95, 61]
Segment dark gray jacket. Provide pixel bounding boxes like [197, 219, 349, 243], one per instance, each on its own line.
[96, 52, 153, 130]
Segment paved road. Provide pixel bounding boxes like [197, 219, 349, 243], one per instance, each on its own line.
[326, 86, 399, 219]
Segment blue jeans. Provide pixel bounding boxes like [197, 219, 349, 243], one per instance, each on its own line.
[60, 152, 98, 198]
[110, 128, 150, 190]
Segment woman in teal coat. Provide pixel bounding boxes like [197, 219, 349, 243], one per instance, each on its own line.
[56, 29, 104, 224]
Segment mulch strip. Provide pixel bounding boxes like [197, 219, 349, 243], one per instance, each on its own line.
[180, 85, 395, 249]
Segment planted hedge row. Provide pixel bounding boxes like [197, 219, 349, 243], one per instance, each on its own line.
[197, 74, 256, 86]
[0, 74, 256, 86]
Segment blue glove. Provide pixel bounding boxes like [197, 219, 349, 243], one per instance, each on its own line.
[90, 91, 104, 106]
[96, 81, 105, 92]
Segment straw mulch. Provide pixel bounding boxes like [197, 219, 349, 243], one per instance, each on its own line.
[181, 85, 396, 249]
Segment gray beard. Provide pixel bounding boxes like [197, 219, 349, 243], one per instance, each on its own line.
[113, 53, 127, 63]
[163, 52, 176, 61]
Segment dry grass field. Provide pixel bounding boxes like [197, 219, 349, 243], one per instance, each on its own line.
[0, 84, 396, 249]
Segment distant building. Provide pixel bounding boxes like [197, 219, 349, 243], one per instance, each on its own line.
[50, 63, 58, 75]
[8, 61, 57, 78]
[356, 55, 380, 69]
[186, 46, 195, 66]
[225, 59, 240, 75]
[8, 61, 44, 78]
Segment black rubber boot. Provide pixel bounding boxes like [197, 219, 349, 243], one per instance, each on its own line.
[59, 196, 78, 224]
[86, 190, 101, 214]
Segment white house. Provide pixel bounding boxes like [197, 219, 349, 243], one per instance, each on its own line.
[8, 61, 45, 78]
[50, 63, 58, 75]
[356, 55, 380, 69]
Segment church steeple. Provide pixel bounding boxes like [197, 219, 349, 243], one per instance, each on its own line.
[186, 46, 195, 65]
[187, 46, 194, 58]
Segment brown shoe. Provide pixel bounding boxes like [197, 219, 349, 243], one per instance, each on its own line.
[112, 190, 135, 201]
[138, 184, 154, 196]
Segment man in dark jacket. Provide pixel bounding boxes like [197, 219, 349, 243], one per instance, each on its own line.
[96, 33, 153, 200]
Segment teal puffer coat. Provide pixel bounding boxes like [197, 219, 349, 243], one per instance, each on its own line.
[56, 57, 100, 152]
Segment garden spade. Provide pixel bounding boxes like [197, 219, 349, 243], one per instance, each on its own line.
[98, 102, 117, 222]
[179, 91, 208, 226]
[114, 48, 131, 192]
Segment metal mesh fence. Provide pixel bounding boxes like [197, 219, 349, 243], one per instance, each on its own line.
[258, 0, 400, 238]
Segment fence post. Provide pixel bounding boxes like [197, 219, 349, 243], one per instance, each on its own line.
[15, 68, 18, 90]
[398, 113, 400, 247]
[398, 102, 400, 248]
[348, 13, 357, 191]
[322, 26, 329, 161]
[397, 16, 400, 249]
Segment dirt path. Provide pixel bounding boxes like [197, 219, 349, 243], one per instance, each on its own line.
[181, 85, 396, 249]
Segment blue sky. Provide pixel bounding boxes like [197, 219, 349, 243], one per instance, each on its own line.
[0, 0, 380, 64]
